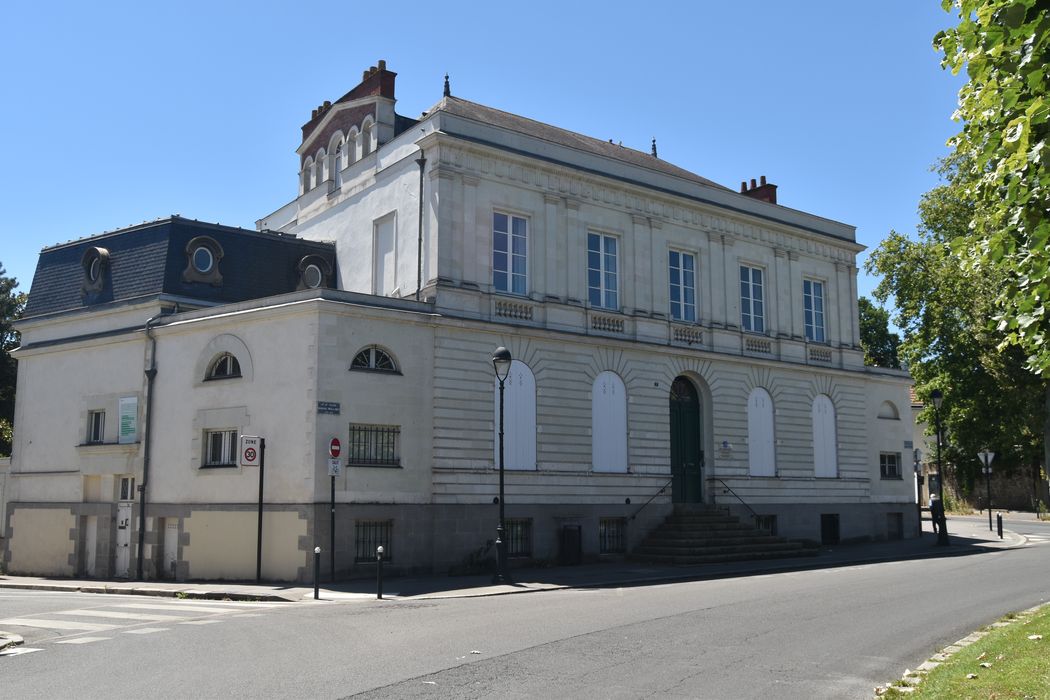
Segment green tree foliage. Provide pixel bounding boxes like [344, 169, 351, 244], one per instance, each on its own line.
[936, 0, 1050, 374]
[0, 263, 26, 456]
[866, 160, 1046, 492]
[858, 297, 901, 369]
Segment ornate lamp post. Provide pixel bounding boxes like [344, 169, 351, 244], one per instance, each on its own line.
[979, 449, 995, 531]
[913, 448, 923, 533]
[492, 347, 513, 585]
[930, 389, 949, 546]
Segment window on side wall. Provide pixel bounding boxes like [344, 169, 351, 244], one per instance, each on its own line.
[493, 212, 527, 295]
[348, 424, 400, 467]
[588, 232, 619, 310]
[669, 250, 696, 322]
[740, 265, 765, 333]
[804, 279, 826, 342]
[206, 353, 241, 380]
[87, 410, 105, 444]
[880, 452, 902, 479]
[506, 518, 533, 558]
[202, 429, 238, 468]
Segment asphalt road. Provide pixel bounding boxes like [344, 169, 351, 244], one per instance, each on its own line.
[2, 531, 1049, 699]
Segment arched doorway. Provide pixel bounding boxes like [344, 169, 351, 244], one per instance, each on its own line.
[670, 376, 703, 503]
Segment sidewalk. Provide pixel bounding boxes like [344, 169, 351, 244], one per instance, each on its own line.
[1, 516, 1025, 652]
[0, 515, 1024, 607]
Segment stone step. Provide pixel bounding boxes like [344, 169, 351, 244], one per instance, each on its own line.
[635, 541, 808, 557]
[645, 533, 785, 545]
[628, 548, 819, 566]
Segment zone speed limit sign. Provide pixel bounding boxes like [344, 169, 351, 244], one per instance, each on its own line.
[240, 436, 262, 467]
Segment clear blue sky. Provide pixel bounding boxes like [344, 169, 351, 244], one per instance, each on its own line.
[0, 1, 964, 318]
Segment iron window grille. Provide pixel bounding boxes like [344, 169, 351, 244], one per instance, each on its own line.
[355, 520, 392, 562]
[599, 518, 626, 554]
[880, 452, 902, 479]
[755, 514, 778, 535]
[348, 424, 400, 467]
[87, 410, 105, 444]
[202, 429, 238, 467]
[505, 518, 533, 558]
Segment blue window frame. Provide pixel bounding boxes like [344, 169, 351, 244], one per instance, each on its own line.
[493, 212, 527, 295]
[669, 251, 696, 322]
[740, 265, 765, 333]
[588, 232, 619, 309]
[804, 279, 826, 342]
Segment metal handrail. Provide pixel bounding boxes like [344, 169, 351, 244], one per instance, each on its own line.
[629, 477, 674, 521]
[714, 478, 760, 524]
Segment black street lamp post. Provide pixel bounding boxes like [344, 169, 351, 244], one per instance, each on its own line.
[492, 347, 513, 585]
[931, 389, 949, 546]
[979, 449, 995, 532]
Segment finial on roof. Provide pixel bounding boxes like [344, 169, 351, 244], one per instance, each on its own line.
[443, 73, 450, 98]
[651, 138, 658, 158]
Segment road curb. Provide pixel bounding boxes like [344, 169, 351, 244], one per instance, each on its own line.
[0, 581, 294, 603]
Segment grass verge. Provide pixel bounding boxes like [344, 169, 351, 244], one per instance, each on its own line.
[879, 605, 1049, 698]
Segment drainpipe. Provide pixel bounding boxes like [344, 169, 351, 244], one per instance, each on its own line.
[415, 154, 427, 301]
[136, 311, 163, 580]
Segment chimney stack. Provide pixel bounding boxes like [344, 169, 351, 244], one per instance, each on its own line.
[740, 175, 778, 205]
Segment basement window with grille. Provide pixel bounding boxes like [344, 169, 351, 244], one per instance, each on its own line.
[599, 518, 626, 554]
[506, 519, 533, 558]
[354, 520, 392, 562]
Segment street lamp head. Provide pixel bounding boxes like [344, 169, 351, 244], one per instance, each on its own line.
[376, 545, 384, 555]
[492, 346, 512, 382]
[930, 388, 943, 410]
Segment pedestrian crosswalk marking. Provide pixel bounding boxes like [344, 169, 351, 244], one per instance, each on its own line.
[116, 603, 258, 614]
[123, 628, 169, 634]
[0, 647, 43, 656]
[56, 637, 111, 644]
[0, 618, 117, 632]
[178, 619, 222, 625]
[61, 609, 188, 622]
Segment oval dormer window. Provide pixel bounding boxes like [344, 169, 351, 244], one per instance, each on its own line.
[182, 236, 224, 286]
[81, 246, 110, 296]
[192, 246, 214, 274]
[297, 254, 332, 291]
[303, 263, 323, 289]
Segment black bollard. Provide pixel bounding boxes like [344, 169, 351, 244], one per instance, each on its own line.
[313, 546, 320, 600]
[376, 545, 384, 600]
[997, 513, 1003, 539]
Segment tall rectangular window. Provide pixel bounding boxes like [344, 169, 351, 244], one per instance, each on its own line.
[372, 214, 396, 296]
[203, 429, 238, 467]
[87, 410, 105, 444]
[506, 518, 533, 558]
[804, 279, 826, 342]
[880, 452, 902, 479]
[588, 232, 619, 309]
[348, 424, 400, 467]
[493, 212, 527, 295]
[599, 518, 626, 554]
[740, 265, 765, 333]
[668, 251, 696, 322]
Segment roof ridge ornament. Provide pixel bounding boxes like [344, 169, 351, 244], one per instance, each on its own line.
[651, 137, 658, 158]
[443, 73, 451, 98]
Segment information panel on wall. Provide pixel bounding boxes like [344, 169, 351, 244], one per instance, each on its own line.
[118, 396, 138, 444]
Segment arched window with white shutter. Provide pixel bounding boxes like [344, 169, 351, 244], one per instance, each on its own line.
[812, 394, 838, 478]
[592, 371, 627, 472]
[494, 360, 536, 470]
[748, 387, 776, 477]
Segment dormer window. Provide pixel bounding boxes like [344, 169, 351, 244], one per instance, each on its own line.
[182, 236, 224, 286]
[81, 246, 109, 295]
[350, 346, 398, 373]
[297, 255, 332, 290]
[206, 353, 241, 380]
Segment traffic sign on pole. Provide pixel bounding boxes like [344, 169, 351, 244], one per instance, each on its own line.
[240, 436, 262, 467]
[329, 438, 341, 459]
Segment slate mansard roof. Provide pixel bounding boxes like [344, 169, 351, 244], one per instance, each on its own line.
[24, 217, 336, 319]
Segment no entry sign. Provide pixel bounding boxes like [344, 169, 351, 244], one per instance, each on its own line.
[329, 438, 341, 458]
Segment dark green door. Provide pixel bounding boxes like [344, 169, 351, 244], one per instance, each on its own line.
[670, 377, 703, 503]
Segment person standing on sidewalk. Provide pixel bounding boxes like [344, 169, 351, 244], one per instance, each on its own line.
[930, 495, 944, 535]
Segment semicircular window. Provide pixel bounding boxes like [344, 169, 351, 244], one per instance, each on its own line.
[350, 346, 398, 373]
[206, 352, 241, 380]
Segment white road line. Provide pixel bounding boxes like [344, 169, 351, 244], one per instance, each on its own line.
[123, 628, 169, 634]
[166, 598, 280, 608]
[56, 637, 111, 645]
[116, 603, 253, 614]
[178, 619, 222, 625]
[60, 609, 188, 622]
[0, 618, 117, 632]
[0, 647, 44, 656]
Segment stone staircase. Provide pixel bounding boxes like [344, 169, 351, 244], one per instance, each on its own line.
[630, 504, 819, 565]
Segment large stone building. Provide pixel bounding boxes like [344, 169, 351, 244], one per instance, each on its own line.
[3, 61, 914, 582]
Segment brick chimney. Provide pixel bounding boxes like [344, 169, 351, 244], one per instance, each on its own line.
[740, 175, 778, 205]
